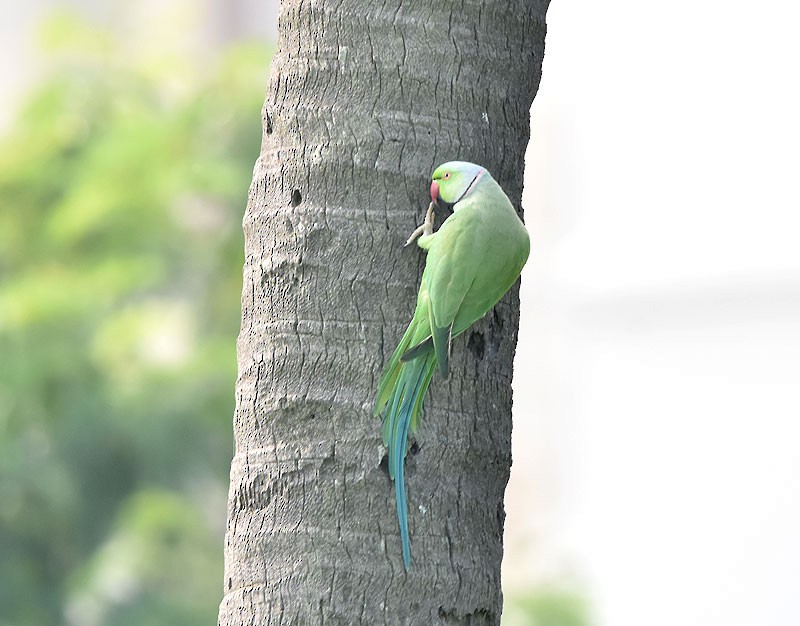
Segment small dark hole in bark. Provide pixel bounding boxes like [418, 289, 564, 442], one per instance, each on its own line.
[228, 577, 233, 590]
[264, 112, 273, 134]
[467, 331, 485, 360]
[290, 189, 302, 207]
[379, 453, 390, 478]
[409, 440, 419, 455]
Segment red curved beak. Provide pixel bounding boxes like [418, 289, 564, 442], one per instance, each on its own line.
[430, 180, 440, 206]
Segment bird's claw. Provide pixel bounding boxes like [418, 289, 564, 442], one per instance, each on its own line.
[404, 202, 436, 247]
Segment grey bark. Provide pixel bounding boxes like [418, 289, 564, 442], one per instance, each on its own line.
[218, 1, 549, 625]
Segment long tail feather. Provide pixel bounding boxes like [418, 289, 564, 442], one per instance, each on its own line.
[380, 352, 436, 569]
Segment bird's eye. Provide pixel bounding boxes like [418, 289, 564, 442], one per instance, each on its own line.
[444, 172, 451, 180]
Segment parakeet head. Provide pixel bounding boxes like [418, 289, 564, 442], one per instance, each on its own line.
[430, 161, 487, 208]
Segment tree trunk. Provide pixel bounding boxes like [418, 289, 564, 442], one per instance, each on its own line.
[218, 1, 549, 624]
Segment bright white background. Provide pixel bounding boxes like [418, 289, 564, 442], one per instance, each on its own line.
[506, 1, 800, 625]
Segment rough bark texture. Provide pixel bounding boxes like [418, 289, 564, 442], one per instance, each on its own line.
[219, 1, 549, 624]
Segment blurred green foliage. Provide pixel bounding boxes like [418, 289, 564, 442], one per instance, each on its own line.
[0, 12, 271, 626]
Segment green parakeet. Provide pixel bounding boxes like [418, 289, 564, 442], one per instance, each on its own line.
[374, 161, 530, 569]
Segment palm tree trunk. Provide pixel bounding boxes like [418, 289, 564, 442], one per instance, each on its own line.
[218, 1, 550, 624]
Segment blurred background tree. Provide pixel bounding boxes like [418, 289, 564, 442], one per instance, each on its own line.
[0, 11, 271, 625]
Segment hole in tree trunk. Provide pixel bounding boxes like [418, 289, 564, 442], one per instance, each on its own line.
[379, 453, 390, 478]
[290, 189, 302, 207]
[467, 331, 485, 360]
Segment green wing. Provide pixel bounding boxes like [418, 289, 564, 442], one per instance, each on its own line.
[418, 213, 481, 377]
[401, 186, 530, 375]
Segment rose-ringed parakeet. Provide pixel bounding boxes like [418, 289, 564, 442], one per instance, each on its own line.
[374, 161, 530, 569]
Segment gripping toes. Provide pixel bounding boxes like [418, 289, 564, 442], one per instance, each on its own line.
[404, 202, 436, 247]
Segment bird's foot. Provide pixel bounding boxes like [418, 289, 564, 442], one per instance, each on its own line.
[404, 202, 436, 247]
